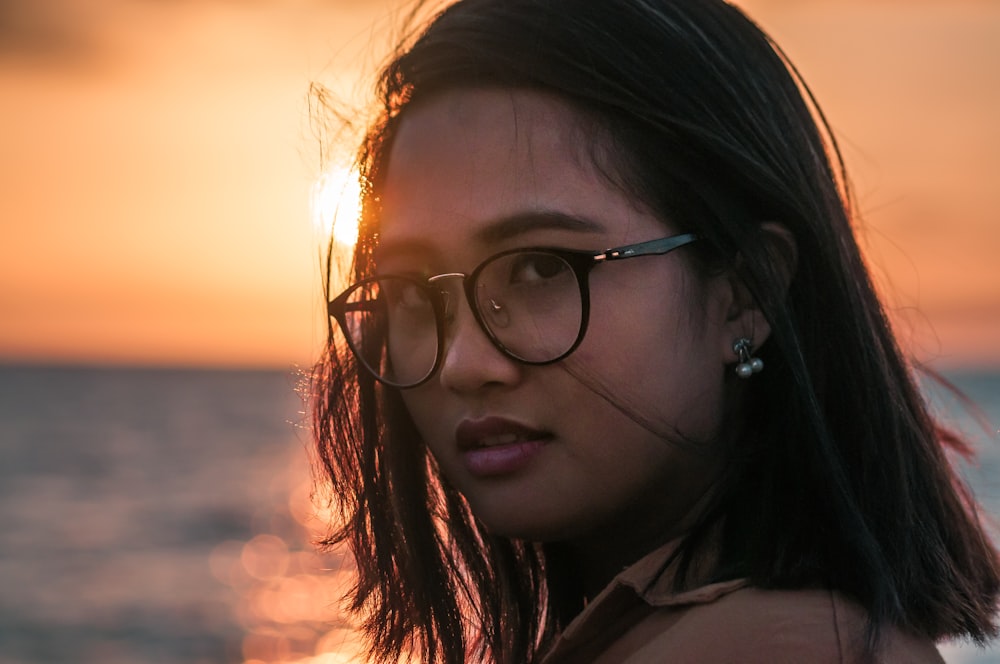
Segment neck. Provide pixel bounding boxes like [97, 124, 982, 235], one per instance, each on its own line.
[567, 483, 719, 601]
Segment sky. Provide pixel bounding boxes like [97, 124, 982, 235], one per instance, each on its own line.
[1, 0, 998, 369]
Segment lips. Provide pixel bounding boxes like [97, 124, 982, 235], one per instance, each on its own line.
[455, 417, 550, 449]
[454, 417, 551, 476]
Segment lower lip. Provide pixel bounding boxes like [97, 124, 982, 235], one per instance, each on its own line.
[461, 439, 547, 477]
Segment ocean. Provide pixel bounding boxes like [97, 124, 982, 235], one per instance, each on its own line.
[0, 365, 997, 663]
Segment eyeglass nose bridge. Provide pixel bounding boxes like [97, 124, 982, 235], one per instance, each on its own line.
[426, 272, 468, 321]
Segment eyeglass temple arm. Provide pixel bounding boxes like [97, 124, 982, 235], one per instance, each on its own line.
[593, 233, 700, 262]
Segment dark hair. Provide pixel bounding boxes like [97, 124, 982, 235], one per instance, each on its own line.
[312, 1, 1000, 662]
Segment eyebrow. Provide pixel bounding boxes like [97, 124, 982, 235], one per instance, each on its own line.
[472, 210, 605, 245]
[375, 210, 606, 264]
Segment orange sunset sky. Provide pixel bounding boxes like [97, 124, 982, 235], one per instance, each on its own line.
[1, 0, 998, 369]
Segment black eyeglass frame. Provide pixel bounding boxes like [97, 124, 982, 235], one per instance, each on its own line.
[327, 232, 700, 388]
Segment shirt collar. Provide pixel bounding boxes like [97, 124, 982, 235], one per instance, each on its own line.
[613, 536, 746, 607]
[543, 537, 746, 661]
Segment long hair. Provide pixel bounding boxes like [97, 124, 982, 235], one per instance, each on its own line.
[312, 1, 1000, 662]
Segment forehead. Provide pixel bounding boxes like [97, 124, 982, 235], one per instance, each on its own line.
[377, 88, 658, 260]
[386, 88, 597, 179]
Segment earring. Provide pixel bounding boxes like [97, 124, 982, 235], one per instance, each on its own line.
[733, 337, 764, 378]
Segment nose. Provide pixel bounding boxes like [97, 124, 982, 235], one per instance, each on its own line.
[433, 278, 522, 393]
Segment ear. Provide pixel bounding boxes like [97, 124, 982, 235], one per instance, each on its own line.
[717, 222, 797, 362]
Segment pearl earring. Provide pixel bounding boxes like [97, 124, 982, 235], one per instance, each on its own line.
[733, 337, 764, 378]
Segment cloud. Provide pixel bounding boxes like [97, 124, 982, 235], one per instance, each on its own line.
[0, 0, 111, 62]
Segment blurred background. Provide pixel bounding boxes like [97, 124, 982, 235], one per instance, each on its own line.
[0, 1, 997, 662]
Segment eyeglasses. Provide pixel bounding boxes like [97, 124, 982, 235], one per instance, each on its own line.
[328, 233, 699, 388]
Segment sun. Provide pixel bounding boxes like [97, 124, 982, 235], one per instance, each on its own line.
[310, 166, 362, 247]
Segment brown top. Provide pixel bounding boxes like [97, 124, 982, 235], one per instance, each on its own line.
[539, 541, 944, 663]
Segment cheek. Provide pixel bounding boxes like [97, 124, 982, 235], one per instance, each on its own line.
[398, 391, 439, 448]
[568, 286, 726, 442]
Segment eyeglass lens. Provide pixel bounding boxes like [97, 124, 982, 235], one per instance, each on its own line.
[473, 251, 582, 362]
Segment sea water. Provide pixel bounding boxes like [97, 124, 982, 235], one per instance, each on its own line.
[0, 365, 997, 663]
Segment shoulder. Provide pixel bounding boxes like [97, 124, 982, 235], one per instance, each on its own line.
[618, 586, 944, 664]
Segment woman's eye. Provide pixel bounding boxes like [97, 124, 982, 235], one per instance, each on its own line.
[383, 280, 431, 309]
[508, 253, 569, 284]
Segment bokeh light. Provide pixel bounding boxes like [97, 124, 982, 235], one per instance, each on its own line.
[204, 449, 367, 664]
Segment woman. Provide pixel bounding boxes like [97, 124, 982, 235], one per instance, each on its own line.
[312, 1, 1000, 662]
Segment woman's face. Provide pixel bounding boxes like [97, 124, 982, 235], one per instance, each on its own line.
[377, 89, 743, 558]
